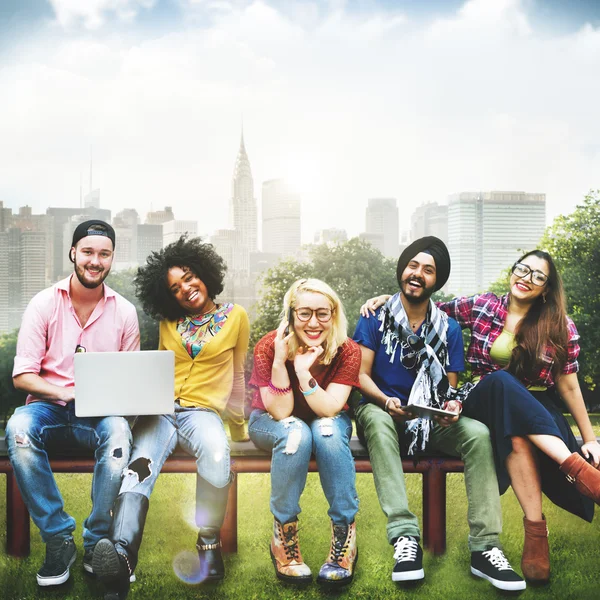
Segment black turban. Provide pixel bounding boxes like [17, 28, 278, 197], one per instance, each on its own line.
[396, 236, 450, 292]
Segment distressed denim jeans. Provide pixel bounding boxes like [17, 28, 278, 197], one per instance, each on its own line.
[6, 401, 131, 549]
[355, 402, 502, 551]
[119, 404, 231, 520]
[248, 409, 358, 525]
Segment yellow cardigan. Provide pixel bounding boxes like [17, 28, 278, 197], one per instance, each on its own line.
[158, 304, 249, 441]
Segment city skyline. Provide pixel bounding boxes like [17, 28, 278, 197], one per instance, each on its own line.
[1, 0, 599, 243]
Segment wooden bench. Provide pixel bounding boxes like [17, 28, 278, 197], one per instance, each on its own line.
[0, 434, 464, 558]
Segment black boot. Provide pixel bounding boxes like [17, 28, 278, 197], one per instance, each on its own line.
[195, 475, 231, 582]
[196, 528, 225, 582]
[93, 492, 149, 600]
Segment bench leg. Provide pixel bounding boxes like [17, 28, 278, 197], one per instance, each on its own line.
[422, 467, 446, 555]
[7, 471, 30, 558]
[220, 475, 238, 553]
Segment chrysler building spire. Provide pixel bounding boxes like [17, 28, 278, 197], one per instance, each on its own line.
[231, 127, 257, 252]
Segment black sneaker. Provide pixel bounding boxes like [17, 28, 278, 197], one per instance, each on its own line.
[392, 536, 424, 582]
[471, 547, 526, 591]
[83, 548, 94, 574]
[37, 535, 77, 587]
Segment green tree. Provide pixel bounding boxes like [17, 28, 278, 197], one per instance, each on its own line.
[107, 269, 159, 350]
[541, 190, 600, 393]
[488, 266, 511, 297]
[0, 329, 25, 427]
[251, 238, 399, 345]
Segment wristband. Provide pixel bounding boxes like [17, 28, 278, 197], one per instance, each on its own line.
[384, 398, 394, 413]
[268, 380, 292, 395]
[301, 383, 319, 397]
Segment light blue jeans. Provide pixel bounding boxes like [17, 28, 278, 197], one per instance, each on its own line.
[6, 401, 131, 549]
[119, 404, 231, 525]
[248, 409, 358, 525]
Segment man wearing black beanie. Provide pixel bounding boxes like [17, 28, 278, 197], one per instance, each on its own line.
[7, 219, 139, 588]
[352, 237, 525, 591]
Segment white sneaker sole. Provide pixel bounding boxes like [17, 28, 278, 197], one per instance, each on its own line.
[392, 568, 425, 582]
[37, 552, 77, 587]
[471, 566, 526, 591]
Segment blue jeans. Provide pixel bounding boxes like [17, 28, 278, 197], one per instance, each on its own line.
[248, 409, 358, 525]
[119, 404, 231, 526]
[6, 401, 131, 549]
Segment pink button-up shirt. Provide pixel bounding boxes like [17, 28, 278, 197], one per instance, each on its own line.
[13, 276, 140, 405]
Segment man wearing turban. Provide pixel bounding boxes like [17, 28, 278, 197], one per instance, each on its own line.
[352, 236, 525, 591]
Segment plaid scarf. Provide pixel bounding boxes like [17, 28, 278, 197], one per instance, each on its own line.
[379, 292, 449, 454]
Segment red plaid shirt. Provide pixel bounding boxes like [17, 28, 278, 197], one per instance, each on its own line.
[437, 293, 580, 388]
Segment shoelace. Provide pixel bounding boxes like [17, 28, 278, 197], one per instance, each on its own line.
[329, 525, 350, 564]
[393, 536, 418, 562]
[281, 524, 301, 561]
[482, 547, 513, 571]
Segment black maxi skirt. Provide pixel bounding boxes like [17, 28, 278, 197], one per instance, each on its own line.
[463, 370, 594, 522]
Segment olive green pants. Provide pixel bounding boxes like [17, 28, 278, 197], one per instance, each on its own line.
[355, 402, 502, 551]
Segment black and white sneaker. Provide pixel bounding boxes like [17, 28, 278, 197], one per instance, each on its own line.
[471, 547, 526, 591]
[36, 535, 77, 587]
[392, 536, 425, 582]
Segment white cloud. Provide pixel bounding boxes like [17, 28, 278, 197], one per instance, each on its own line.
[48, 0, 156, 30]
[1, 0, 599, 241]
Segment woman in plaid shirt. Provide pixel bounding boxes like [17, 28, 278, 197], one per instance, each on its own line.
[361, 250, 600, 585]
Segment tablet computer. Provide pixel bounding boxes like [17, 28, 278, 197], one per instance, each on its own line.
[404, 404, 457, 420]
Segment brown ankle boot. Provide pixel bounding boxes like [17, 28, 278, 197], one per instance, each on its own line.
[522, 516, 549, 583]
[270, 519, 312, 584]
[560, 453, 600, 504]
[317, 521, 358, 588]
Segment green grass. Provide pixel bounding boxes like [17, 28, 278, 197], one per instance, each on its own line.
[2, 416, 599, 599]
[1, 468, 599, 600]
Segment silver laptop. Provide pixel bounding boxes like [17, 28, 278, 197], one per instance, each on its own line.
[74, 350, 175, 417]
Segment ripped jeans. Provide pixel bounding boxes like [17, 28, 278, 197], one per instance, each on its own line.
[6, 401, 131, 549]
[248, 409, 358, 525]
[119, 404, 231, 501]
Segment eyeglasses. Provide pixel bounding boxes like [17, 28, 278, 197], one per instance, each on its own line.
[294, 307, 334, 323]
[512, 263, 549, 287]
[400, 334, 425, 369]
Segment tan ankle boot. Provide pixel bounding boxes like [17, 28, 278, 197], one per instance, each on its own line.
[270, 519, 312, 584]
[522, 516, 549, 583]
[560, 453, 600, 504]
[317, 521, 358, 588]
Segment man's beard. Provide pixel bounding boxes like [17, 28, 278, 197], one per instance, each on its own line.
[74, 261, 109, 289]
[401, 275, 435, 304]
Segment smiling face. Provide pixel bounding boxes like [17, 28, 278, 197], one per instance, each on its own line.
[292, 291, 334, 348]
[167, 266, 213, 315]
[399, 251, 437, 304]
[72, 235, 114, 289]
[510, 254, 549, 304]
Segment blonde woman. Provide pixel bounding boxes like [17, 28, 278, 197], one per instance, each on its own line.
[249, 278, 361, 588]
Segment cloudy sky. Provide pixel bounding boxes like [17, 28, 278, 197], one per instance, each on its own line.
[1, 0, 599, 243]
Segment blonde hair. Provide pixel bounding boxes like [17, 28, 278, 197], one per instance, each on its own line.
[280, 278, 348, 365]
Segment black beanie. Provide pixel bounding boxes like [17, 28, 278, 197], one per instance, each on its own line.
[69, 220, 116, 263]
[396, 236, 451, 292]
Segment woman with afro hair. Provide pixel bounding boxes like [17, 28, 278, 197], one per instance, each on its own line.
[93, 236, 249, 599]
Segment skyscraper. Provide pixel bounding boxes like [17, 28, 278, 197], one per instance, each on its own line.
[262, 178, 301, 257]
[365, 198, 399, 258]
[0, 227, 47, 333]
[410, 202, 448, 243]
[231, 130, 257, 253]
[447, 191, 546, 295]
[137, 223, 163, 265]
